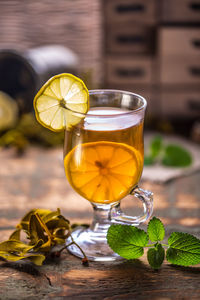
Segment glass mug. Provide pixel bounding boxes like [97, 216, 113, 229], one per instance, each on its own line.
[63, 90, 153, 261]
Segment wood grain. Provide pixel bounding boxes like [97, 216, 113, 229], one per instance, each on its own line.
[0, 146, 199, 299]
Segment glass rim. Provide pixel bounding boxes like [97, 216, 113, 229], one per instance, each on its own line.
[67, 89, 147, 118]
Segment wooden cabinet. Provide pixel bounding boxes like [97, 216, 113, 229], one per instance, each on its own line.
[160, 56, 200, 85]
[159, 28, 200, 57]
[105, 0, 157, 25]
[104, 0, 157, 113]
[161, 0, 200, 23]
[106, 25, 155, 55]
[104, 0, 200, 119]
[161, 91, 200, 117]
[158, 26, 200, 117]
[106, 57, 153, 85]
[159, 28, 200, 85]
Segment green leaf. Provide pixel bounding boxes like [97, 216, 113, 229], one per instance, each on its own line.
[144, 155, 155, 166]
[162, 144, 192, 167]
[147, 217, 165, 242]
[166, 232, 200, 266]
[144, 136, 163, 166]
[147, 244, 165, 269]
[107, 224, 148, 259]
[150, 135, 163, 158]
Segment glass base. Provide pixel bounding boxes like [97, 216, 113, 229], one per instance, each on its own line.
[66, 226, 122, 262]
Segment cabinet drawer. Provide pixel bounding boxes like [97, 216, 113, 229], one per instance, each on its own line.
[160, 57, 200, 85]
[161, 91, 200, 117]
[105, 0, 156, 25]
[161, 0, 200, 23]
[106, 25, 155, 54]
[159, 28, 200, 57]
[105, 84, 156, 114]
[105, 84, 151, 99]
[106, 57, 153, 85]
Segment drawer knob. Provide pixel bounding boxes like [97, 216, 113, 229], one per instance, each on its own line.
[116, 35, 145, 44]
[189, 67, 200, 76]
[189, 3, 200, 11]
[192, 39, 200, 48]
[116, 4, 145, 13]
[188, 100, 200, 111]
[116, 68, 145, 77]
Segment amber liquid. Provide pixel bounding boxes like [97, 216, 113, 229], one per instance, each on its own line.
[64, 108, 144, 204]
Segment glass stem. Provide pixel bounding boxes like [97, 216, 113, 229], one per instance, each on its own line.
[90, 202, 119, 234]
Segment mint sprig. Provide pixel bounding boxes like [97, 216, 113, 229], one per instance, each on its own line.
[107, 217, 200, 269]
[147, 217, 165, 242]
[107, 225, 148, 259]
[162, 145, 192, 167]
[144, 135, 192, 167]
[167, 232, 200, 266]
[147, 244, 165, 269]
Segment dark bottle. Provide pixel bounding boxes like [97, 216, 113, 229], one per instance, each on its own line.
[0, 45, 78, 113]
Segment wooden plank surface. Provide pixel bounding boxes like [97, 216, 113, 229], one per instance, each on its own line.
[0, 146, 200, 299]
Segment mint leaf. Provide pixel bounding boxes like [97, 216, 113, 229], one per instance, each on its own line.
[150, 135, 163, 158]
[147, 244, 165, 269]
[162, 144, 192, 167]
[144, 136, 163, 166]
[147, 217, 165, 242]
[107, 224, 148, 259]
[144, 155, 155, 166]
[166, 232, 200, 266]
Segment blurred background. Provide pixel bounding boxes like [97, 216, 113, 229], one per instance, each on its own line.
[0, 0, 200, 152]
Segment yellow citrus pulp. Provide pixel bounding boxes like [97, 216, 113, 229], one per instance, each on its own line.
[33, 73, 89, 131]
[0, 91, 18, 130]
[64, 141, 143, 204]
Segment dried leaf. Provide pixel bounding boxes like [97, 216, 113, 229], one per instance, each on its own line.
[0, 251, 45, 266]
[0, 240, 34, 254]
[29, 214, 48, 245]
[46, 216, 70, 231]
[17, 209, 52, 231]
[37, 239, 52, 253]
[41, 208, 61, 224]
[9, 229, 21, 241]
[25, 254, 45, 266]
[0, 251, 25, 262]
[0, 208, 73, 266]
[53, 227, 70, 239]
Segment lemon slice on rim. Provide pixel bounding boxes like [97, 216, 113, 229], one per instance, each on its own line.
[64, 141, 143, 204]
[33, 73, 89, 131]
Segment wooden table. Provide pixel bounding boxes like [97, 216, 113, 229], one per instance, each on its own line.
[0, 146, 199, 299]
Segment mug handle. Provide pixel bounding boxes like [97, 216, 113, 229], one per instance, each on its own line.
[110, 186, 153, 226]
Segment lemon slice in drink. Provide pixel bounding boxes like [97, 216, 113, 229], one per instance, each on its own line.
[34, 73, 89, 131]
[64, 141, 143, 204]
